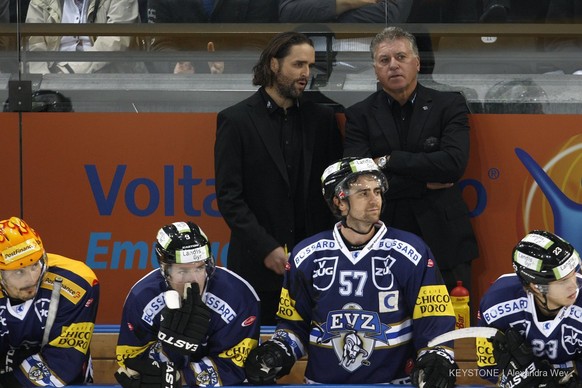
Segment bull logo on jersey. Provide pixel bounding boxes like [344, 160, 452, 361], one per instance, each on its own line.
[195, 366, 219, 386]
[312, 257, 338, 291]
[561, 324, 582, 355]
[342, 331, 369, 368]
[34, 298, 50, 323]
[27, 360, 52, 384]
[315, 303, 389, 372]
[372, 256, 396, 290]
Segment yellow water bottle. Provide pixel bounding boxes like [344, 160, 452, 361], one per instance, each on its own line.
[450, 281, 470, 329]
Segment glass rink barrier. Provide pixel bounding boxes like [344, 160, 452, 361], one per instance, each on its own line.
[0, 23, 581, 113]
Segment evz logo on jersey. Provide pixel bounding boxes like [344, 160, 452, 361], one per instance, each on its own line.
[561, 324, 582, 355]
[315, 304, 389, 372]
[312, 257, 338, 291]
[372, 256, 395, 290]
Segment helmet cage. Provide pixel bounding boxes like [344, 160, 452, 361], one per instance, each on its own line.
[513, 230, 581, 285]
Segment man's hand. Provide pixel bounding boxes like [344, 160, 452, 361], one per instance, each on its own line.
[491, 328, 553, 387]
[207, 42, 225, 74]
[158, 283, 211, 355]
[114, 357, 181, 388]
[411, 347, 457, 388]
[174, 61, 195, 74]
[264, 247, 288, 275]
[245, 339, 295, 385]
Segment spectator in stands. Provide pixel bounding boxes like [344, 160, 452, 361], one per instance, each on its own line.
[214, 31, 342, 325]
[0, 0, 7, 22]
[8, 0, 29, 22]
[0, 0, 9, 60]
[279, 0, 411, 23]
[147, 0, 277, 74]
[279, 0, 411, 62]
[480, 0, 549, 22]
[25, 0, 142, 74]
[477, 230, 582, 387]
[244, 157, 457, 386]
[543, 0, 582, 74]
[0, 216, 100, 386]
[407, 0, 478, 22]
[115, 221, 260, 388]
[343, 26, 478, 294]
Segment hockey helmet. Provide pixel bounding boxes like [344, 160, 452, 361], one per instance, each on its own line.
[513, 230, 581, 285]
[0, 217, 45, 271]
[321, 157, 388, 218]
[155, 221, 215, 278]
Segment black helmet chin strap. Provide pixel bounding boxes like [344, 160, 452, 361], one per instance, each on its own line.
[532, 287, 563, 316]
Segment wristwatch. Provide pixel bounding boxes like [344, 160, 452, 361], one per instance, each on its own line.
[377, 155, 388, 169]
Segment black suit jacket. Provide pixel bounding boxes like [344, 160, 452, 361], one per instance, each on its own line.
[343, 83, 478, 269]
[215, 89, 342, 292]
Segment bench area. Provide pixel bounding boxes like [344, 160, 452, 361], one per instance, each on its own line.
[91, 327, 493, 386]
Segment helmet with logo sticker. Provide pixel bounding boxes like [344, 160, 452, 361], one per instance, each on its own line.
[0, 217, 46, 271]
[155, 221, 215, 278]
[321, 157, 388, 218]
[513, 230, 581, 285]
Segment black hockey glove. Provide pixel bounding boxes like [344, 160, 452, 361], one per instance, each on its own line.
[114, 357, 181, 388]
[411, 347, 457, 388]
[245, 339, 295, 385]
[491, 328, 553, 388]
[158, 282, 211, 355]
[1, 347, 38, 373]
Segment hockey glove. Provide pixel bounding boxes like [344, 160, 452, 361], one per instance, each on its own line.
[411, 347, 457, 388]
[491, 328, 553, 388]
[158, 282, 211, 355]
[1, 347, 38, 373]
[114, 357, 181, 388]
[245, 339, 295, 385]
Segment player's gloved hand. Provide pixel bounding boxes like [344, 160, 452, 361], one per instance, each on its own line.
[245, 339, 295, 385]
[491, 328, 553, 387]
[114, 357, 181, 388]
[158, 282, 211, 355]
[411, 346, 457, 388]
[1, 347, 39, 373]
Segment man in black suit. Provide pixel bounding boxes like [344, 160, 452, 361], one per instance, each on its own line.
[214, 31, 342, 325]
[343, 26, 478, 294]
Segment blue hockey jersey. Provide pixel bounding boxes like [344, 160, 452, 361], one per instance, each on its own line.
[0, 253, 100, 386]
[116, 266, 261, 387]
[477, 273, 582, 383]
[273, 222, 456, 384]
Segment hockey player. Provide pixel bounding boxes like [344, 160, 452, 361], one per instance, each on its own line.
[477, 230, 582, 387]
[115, 221, 261, 387]
[0, 216, 100, 386]
[244, 157, 457, 387]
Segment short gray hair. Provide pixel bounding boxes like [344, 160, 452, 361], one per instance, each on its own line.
[370, 26, 419, 60]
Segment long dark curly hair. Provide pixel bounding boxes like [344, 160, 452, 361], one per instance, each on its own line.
[252, 31, 313, 87]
